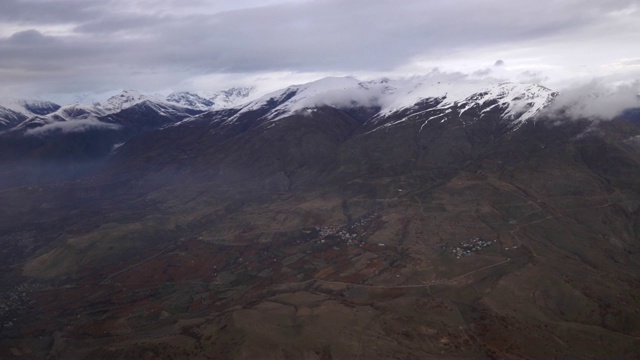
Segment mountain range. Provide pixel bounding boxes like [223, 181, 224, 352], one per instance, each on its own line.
[0, 86, 255, 133]
[0, 87, 255, 187]
[1, 76, 640, 359]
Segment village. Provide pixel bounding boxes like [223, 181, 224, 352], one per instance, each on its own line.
[450, 236, 496, 258]
[299, 212, 383, 249]
[0, 283, 40, 333]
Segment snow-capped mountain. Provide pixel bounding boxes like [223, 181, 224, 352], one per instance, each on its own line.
[165, 87, 255, 111]
[217, 76, 557, 130]
[100, 88, 254, 114]
[52, 104, 106, 121]
[7, 103, 109, 135]
[0, 99, 61, 131]
[371, 79, 557, 121]
[96, 90, 164, 114]
[0, 89, 207, 168]
[21, 99, 61, 116]
[1, 77, 561, 138]
[231, 77, 363, 119]
[0, 98, 61, 117]
[166, 91, 215, 111]
[206, 86, 255, 109]
[0, 106, 28, 131]
[367, 81, 558, 132]
[1, 89, 211, 138]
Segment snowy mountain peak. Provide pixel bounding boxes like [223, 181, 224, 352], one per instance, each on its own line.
[373, 79, 555, 117]
[458, 82, 558, 122]
[229, 76, 557, 125]
[98, 90, 161, 113]
[166, 91, 214, 110]
[0, 98, 61, 117]
[0, 98, 61, 130]
[207, 86, 255, 110]
[1, 77, 560, 134]
[164, 87, 254, 111]
[52, 103, 106, 121]
[0, 106, 28, 130]
[232, 77, 367, 121]
[19, 99, 61, 116]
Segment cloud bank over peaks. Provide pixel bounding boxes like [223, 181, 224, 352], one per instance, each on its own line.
[286, 76, 377, 112]
[281, 71, 549, 112]
[235, 71, 555, 123]
[241, 71, 639, 123]
[545, 80, 640, 120]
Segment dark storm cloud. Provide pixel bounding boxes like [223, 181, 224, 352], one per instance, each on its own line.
[0, 0, 638, 97]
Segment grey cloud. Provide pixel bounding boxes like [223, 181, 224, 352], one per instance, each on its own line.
[72, 11, 176, 35]
[0, 0, 102, 25]
[0, 0, 638, 98]
[8, 29, 50, 44]
[517, 71, 548, 84]
[88, 0, 636, 73]
[473, 69, 493, 77]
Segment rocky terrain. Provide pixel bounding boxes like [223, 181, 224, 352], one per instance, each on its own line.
[1, 77, 640, 359]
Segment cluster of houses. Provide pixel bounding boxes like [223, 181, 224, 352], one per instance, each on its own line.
[309, 212, 382, 248]
[0, 283, 36, 331]
[451, 236, 496, 258]
[314, 225, 362, 247]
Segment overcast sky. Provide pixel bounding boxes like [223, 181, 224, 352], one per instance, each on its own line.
[1, 0, 639, 102]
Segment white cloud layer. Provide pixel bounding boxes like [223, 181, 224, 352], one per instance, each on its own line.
[0, 0, 638, 102]
[545, 80, 640, 120]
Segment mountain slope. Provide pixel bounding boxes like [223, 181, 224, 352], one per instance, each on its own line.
[1, 77, 640, 358]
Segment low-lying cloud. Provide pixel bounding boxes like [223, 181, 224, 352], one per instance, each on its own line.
[545, 80, 640, 120]
[26, 118, 121, 136]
